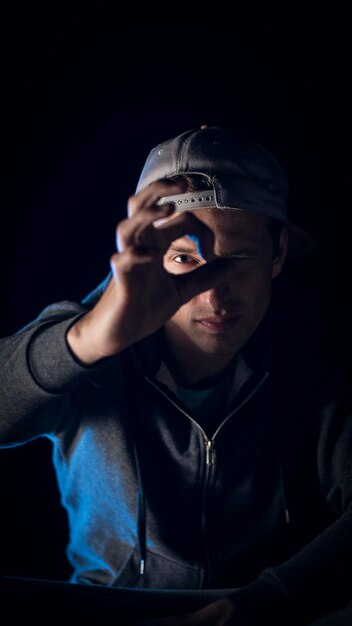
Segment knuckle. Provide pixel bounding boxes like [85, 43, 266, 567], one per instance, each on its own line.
[116, 220, 130, 251]
[127, 195, 139, 215]
[148, 179, 170, 191]
[110, 250, 133, 274]
[116, 219, 128, 236]
[119, 249, 136, 273]
[147, 178, 184, 199]
[110, 252, 121, 266]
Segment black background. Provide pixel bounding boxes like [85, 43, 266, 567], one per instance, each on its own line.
[1, 3, 351, 581]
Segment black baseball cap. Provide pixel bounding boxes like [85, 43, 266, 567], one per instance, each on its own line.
[136, 126, 315, 256]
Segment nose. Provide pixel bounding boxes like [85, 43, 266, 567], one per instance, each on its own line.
[201, 283, 234, 311]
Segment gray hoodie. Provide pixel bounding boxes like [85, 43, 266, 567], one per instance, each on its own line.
[0, 274, 351, 625]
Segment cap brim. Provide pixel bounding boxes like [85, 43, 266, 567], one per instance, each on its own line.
[157, 190, 315, 258]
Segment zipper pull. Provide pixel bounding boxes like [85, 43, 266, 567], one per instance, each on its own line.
[205, 440, 215, 466]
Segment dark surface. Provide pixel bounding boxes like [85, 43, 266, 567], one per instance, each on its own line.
[0, 575, 234, 624]
[1, 576, 352, 625]
[1, 2, 351, 585]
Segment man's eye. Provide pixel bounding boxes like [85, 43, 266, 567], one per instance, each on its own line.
[173, 254, 194, 264]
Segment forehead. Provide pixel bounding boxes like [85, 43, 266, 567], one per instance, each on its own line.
[171, 208, 271, 250]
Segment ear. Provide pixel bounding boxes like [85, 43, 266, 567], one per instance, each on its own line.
[272, 227, 289, 278]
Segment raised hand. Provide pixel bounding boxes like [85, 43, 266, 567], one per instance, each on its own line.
[67, 180, 234, 364]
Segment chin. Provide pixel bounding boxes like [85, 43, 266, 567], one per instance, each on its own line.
[196, 338, 242, 357]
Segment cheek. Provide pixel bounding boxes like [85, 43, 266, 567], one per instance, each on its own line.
[230, 269, 273, 308]
[247, 272, 273, 314]
[169, 300, 194, 326]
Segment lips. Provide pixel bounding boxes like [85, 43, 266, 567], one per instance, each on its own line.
[196, 314, 240, 334]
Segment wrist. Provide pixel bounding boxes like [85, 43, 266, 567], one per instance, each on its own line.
[66, 312, 115, 365]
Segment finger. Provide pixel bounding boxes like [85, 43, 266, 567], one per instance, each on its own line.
[175, 257, 237, 305]
[118, 181, 188, 253]
[157, 211, 215, 261]
[122, 210, 216, 262]
[110, 248, 156, 277]
[127, 180, 187, 217]
[117, 204, 173, 253]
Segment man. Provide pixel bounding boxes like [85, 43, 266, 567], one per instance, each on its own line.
[0, 127, 351, 625]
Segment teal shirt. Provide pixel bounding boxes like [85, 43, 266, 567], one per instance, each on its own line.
[176, 363, 235, 437]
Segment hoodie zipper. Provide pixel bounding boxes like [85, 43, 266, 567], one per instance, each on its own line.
[145, 371, 269, 583]
[205, 439, 215, 466]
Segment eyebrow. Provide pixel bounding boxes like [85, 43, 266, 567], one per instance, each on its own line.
[168, 244, 198, 253]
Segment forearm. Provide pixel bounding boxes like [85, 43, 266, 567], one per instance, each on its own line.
[231, 505, 352, 625]
[66, 279, 135, 365]
[0, 302, 103, 444]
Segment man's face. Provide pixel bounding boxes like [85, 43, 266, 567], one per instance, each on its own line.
[163, 208, 286, 364]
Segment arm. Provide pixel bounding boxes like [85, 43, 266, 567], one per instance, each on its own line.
[1, 179, 236, 445]
[0, 301, 98, 444]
